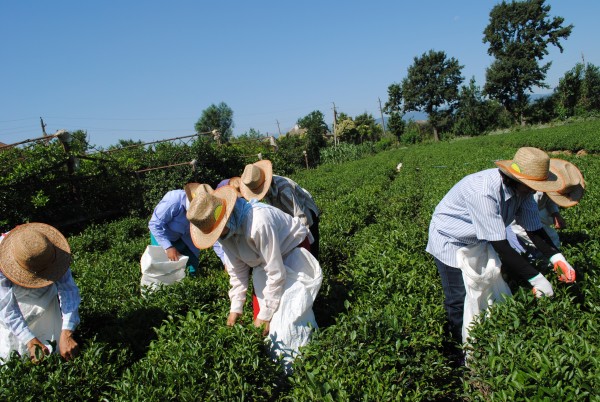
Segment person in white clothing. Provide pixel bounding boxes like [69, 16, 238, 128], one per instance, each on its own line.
[186, 184, 322, 370]
[0, 223, 81, 363]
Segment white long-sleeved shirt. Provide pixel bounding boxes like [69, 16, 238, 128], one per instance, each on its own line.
[220, 203, 309, 321]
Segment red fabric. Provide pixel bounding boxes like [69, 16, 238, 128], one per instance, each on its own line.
[252, 293, 260, 320]
[299, 236, 311, 252]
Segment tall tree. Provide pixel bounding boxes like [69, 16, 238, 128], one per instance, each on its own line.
[555, 62, 600, 118]
[297, 110, 328, 167]
[384, 83, 406, 141]
[401, 50, 463, 141]
[453, 77, 498, 136]
[483, 0, 573, 125]
[354, 113, 383, 143]
[195, 102, 234, 143]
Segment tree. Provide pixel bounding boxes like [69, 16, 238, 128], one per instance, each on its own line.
[354, 113, 383, 143]
[195, 102, 234, 143]
[384, 83, 406, 141]
[483, 0, 573, 125]
[297, 111, 328, 167]
[453, 77, 497, 136]
[335, 116, 360, 144]
[401, 50, 463, 141]
[555, 62, 600, 119]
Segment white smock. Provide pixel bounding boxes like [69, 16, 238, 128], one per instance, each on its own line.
[0, 284, 61, 362]
[456, 243, 512, 344]
[221, 203, 322, 370]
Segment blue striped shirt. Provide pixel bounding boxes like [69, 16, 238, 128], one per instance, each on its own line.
[426, 168, 541, 267]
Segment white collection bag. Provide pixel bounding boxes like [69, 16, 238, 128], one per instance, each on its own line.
[456, 243, 511, 343]
[253, 247, 322, 372]
[0, 284, 61, 363]
[140, 245, 188, 294]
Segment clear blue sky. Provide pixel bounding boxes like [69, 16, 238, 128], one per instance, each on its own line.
[1, 1, 598, 148]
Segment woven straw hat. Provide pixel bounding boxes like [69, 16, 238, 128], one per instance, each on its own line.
[229, 176, 242, 195]
[495, 147, 565, 192]
[0, 223, 71, 288]
[185, 182, 214, 201]
[546, 159, 585, 207]
[187, 185, 237, 249]
[239, 160, 273, 201]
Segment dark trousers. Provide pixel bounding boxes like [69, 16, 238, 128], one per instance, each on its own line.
[435, 257, 465, 343]
[309, 211, 320, 261]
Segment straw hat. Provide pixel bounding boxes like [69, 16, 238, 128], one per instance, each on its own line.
[0, 223, 71, 288]
[185, 182, 214, 201]
[239, 160, 273, 201]
[187, 185, 237, 249]
[495, 147, 565, 192]
[229, 176, 241, 195]
[546, 159, 585, 207]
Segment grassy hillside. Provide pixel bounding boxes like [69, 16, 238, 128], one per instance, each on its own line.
[1, 120, 599, 401]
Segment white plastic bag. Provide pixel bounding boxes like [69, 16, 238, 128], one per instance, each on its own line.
[253, 247, 322, 372]
[140, 245, 188, 294]
[456, 243, 511, 343]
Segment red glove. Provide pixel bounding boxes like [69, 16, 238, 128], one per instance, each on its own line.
[550, 253, 576, 283]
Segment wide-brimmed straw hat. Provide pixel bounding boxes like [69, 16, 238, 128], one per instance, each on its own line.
[229, 176, 241, 194]
[0, 223, 71, 288]
[495, 147, 565, 192]
[546, 159, 585, 207]
[184, 182, 214, 201]
[239, 160, 273, 201]
[187, 185, 237, 249]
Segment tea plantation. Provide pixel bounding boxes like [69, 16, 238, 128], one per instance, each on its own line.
[1, 119, 599, 401]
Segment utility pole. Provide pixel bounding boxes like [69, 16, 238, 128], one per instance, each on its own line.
[40, 117, 48, 136]
[332, 102, 338, 147]
[276, 120, 282, 136]
[378, 98, 387, 137]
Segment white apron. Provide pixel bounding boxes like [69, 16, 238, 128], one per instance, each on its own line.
[0, 284, 61, 363]
[253, 247, 322, 372]
[456, 243, 512, 344]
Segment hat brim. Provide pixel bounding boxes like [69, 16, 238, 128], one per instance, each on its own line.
[189, 185, 237, 249]
[239, 160, 273, 201]
[545, 159, 585, 208]
[184, 182, 201, 201]
[0, 223, 71, 288]
[495, 159, 565, 192]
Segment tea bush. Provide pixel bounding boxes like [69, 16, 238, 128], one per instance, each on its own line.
[1, 120, 599, 400]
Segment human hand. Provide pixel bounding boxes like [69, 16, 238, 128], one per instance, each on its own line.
[166, 247, 180, 261]
[59, 330, 80, 361]
[253, 318, 270, 336]
[227, 312, 241, 326]
[550, 253, 576, 283]
[528, 273, 554, 298]
[26, 338, 49, 363]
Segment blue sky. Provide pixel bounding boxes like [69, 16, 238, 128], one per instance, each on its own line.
[1, 1, 598, 148]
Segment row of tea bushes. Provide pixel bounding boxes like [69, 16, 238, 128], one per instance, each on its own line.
[1, 120, 598, 400]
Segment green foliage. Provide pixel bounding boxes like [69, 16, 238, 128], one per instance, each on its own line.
[297, 110, 328, 167]
[483, 0, 573, 124]
[1, 119, 600, 400]
[401, 49, 464, 141]
[453, 77, 505, 136]
[555, 62, 600, 119]
[194, 102, 234, 143]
